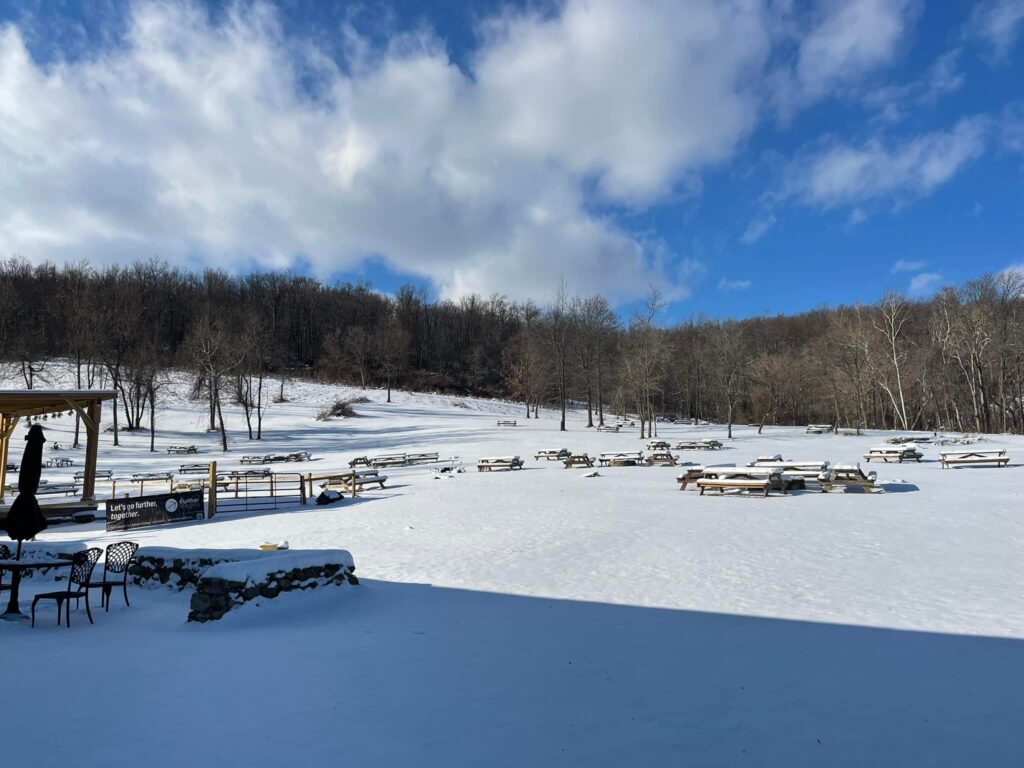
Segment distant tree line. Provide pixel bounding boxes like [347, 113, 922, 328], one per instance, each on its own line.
[2, 257, 1023, 448]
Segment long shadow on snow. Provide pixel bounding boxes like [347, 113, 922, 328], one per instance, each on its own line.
[8, 578, 1020, 767]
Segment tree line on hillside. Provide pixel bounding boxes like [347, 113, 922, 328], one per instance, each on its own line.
[2, 256, 1023, 449]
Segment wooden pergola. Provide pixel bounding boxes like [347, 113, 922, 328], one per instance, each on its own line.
[0, 390, 117, 507]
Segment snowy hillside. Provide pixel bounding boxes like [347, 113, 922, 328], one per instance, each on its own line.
[2, 374, 1022, 767]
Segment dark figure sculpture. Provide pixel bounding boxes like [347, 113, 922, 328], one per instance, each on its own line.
[4, 424, 49, 558]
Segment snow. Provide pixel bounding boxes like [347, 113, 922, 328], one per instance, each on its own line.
[201, 549, 354, 582]
[2, 372, 1023, 766]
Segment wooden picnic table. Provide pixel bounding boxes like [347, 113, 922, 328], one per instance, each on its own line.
[675, 440, 723, 450]
[647, 441, 671, 451]
[939, 450, 1009, 468]
[864, 446, 923, 463]
[496, 419, 517, 427]
[167, 445, 198, 455]
[477, 456, 524, 472]
[370, 454, 408, 468]
[597, 452, 644, 467]
[595, 425, 620, 433]
[535, 449, 570, 461]
[646, 451, 677, 466]
[563, 453, 594, 469]
[818, 464, 878, 493]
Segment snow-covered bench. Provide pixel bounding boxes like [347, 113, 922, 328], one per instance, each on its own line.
[696, 476, 774, 497]
[178, 463, 211, 475]
[598, 451, 644, 466]
[864, 445, 922, 463]
[647, 440, 670, 451]
[370, 454, 408, 468]
[939, 450, 1009, 468]
[407, 452, 440, 464]
[595, 424, 620, 433]
[676, 463, 735, 490]
[806, 424, 834, 434]
[496, 419, 517, 427]
[535, 449, 570, 461]
[477, 456, 524, 472]
[167, 445, 198, 454]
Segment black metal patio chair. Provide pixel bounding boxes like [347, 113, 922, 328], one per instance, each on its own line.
[86, 541, 140, 610]
[31, 547, 102, 628]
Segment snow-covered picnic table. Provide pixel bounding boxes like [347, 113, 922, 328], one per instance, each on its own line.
[864, 445, 923, 463]
[477, 456, 524, 471]
[598, 451, 644, 466]
[939, 449, 1009, 468]
[535, 449, 570, 461]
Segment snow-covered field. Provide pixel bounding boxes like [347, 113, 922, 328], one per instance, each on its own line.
[3, 377, 1022, 766]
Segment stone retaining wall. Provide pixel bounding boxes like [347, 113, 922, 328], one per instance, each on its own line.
[188, 562, 358, 622]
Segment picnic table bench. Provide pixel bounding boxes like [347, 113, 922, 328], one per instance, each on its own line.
[497, 420, 517, 427]
[595, 424, 620, 433]
[5, 480, 81, 497]
[696, 476, 775, 497]
[75, 469, 113, 482]
[407, 452, 440, 464]
[939, 449, 1009, 468]
[806, 424, 834, 434]
[598, 451, 644, 467]
[240, 452, 311, 465]
[864, 445, 923, 463]
[167, 445, 198, 455]
[348, 456, 373, 468]
[535, 449, 570, 461]
[178, 463, 211, 475]
[646, 451, 678, 467]
[44, 457, 74, 468]
[563, 453, 594, 469]
[370, 454, 408, 468]
[647, 441, 671, 451]
[477, 456, 524, 472]
[703, 466, 803, 492]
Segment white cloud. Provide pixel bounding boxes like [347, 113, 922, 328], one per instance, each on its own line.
[969, 0, 1024, 61]
[718, 277, 752, 291]
[891, 259, 927, 274]
[0, 0, 776, 304]
[786, 0, 917, 104]
[1002, 102, 1024, 153]
[907, 271, 943, 297]
[740, 213, 777, 244]
[863, 48, 965, 123]
[785, 116, 989, 210]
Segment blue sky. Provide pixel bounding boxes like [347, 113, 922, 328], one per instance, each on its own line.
[0, 1, 1022, 321]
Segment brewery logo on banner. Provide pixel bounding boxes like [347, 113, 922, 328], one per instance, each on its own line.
[106, 491, 205, 532]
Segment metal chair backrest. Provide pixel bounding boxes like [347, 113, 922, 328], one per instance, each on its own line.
[70, 548, 103, 591]
[103, 542, 139, 577]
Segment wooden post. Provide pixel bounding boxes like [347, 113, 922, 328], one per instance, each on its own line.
[208, 460, 217, 519]
[0, 415, 9, 504]
[81, 400, 100, 503]
[350, 471, 356, 499]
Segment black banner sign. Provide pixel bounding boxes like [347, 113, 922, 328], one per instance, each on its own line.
[105, 491, 205, 532]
